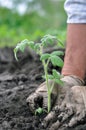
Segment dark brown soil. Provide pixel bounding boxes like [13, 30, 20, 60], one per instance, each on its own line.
[0, 47, 86, 130]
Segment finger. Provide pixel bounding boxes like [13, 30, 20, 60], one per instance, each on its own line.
[26, 93, 43, 112]
[49, 107, 74, 130]
[61, 107, 74, 122]
[68, 110, 86, 127]
[49, 120, 60, 130]
[49, 113, 65, 130]
[42, 111, 56, 128]
[42, 106, 60, 128]
[42, 105, 65, 128]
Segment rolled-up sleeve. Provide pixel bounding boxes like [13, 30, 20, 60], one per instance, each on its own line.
[64, 0, 86, 23]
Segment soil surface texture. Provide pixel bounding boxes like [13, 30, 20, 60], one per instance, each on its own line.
[0, 47, 86, 130]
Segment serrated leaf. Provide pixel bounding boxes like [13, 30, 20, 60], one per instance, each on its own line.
[14, 39, 29, 61]
[19, 39, 29, 52]
[48, 74, 54, 79]
[43, 34, 56, 39]
[28, 41, 35, 49]
[40, 53, 50, 61]
[50, 55, 64, 67]
[35, 107, 43, 115]
[54, 79, 63, 86]
[51, 51, 64, 56]
[58, 39, 64, 48]
[41, 34, 56, 47]
[34, 43, 40, 52]
[52, 69, 61, 79]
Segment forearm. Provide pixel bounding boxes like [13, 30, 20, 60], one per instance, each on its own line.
[62, 24, 86, 80]
[62, 0, 86, 80]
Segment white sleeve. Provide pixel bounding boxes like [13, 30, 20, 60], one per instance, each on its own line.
[64, 0, 86, 23]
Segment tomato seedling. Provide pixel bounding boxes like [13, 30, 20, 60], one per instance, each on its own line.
[14, 34, 64, 113]
[35, 107, 47, 115]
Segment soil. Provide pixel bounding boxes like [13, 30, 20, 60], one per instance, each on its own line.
[0, 47, 86, 130]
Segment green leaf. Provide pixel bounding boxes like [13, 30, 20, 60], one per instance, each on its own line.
[50, 55, 64, 67]
[41, 34, 56, 47]
[52, 69, 61, 79]
[14, 39, 29, 60]
[51, 51, 64, 56]
[54, 79, 63, 86]
[40, 53, 50, 61]
[28, 41, 35, 50]
[57, 39, 64, 48]
[48, 74, 54, 79]
[34, 43, 40, 52]
[35, 107, 43, 115]
[19, 39, 29, 52]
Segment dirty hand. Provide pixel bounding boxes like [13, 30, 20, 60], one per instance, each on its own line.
[43, 85, 86, 130]
[26, 75, 84, 113]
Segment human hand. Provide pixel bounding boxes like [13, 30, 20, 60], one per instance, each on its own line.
[26, 76, 84, 113]
[43, 85, 86, 130]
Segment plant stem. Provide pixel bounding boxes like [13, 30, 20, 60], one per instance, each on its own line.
[48, 90, 51, 113]
[44, 64, 51, 112]
[40, 46, 51, 112]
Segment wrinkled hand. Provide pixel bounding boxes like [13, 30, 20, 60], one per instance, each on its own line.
[26, 76, 83, 113]
[26, 75, 85, 129]
[26, 80, 59, 112]
[43, 85, 86, 130]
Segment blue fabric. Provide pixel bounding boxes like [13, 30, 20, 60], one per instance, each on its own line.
[64, 0, 86, 23]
